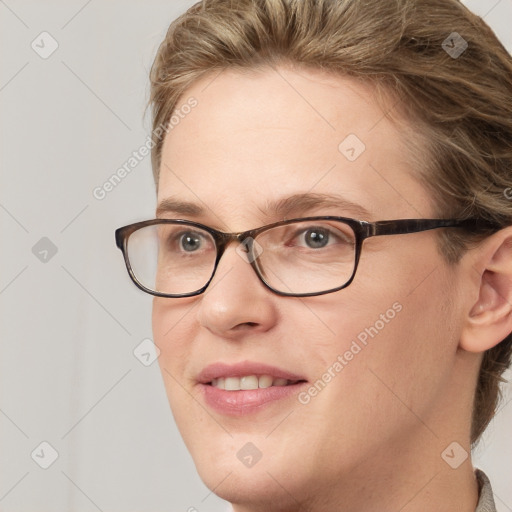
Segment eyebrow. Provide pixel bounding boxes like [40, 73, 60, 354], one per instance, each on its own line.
[156, 192, 372, 221]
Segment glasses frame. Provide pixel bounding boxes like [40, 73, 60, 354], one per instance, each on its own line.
[115, 216, 495, 298]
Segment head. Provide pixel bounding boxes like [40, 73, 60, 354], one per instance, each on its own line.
[145, 0, 512, 507]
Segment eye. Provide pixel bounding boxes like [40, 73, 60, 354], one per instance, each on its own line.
[291, 225, 352, 249]
[299, 227, 331, 248]
[157, 224, 216, 256]
[164, 229, 213, 253]
[179, 231, 204, 252]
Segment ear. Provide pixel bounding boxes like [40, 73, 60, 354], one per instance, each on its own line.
[460, 227, 512, 353]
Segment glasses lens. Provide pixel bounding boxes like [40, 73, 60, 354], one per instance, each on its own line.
[254, 219, 356, 295]
[126, 222, 216, 295]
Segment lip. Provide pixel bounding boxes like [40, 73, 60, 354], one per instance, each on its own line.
[197, 361, 308, 416]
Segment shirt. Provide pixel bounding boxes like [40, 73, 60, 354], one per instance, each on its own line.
[475, 468, 497, 512]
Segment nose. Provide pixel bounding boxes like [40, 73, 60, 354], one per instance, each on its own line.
[195, 243, 278, 338]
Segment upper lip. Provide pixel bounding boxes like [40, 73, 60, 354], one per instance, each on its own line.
[197, 361, 307, 384]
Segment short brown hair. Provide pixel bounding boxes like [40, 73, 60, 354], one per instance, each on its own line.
[147, 0, 512, 445]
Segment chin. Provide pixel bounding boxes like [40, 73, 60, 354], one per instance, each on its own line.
[198, 460, 303, 510]
[187, 433, 322, 510]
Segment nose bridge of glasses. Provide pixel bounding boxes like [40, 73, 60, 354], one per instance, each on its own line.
[207, 232, 263, 290]
[214, 230, 256, 255]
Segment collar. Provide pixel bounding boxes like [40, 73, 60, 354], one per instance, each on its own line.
[475, 468, 497, 512]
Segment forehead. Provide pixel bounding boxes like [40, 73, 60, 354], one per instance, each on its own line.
[157, 65, 433, 228]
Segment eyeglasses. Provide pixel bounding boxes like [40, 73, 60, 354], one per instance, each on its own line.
[115, 216, 494, 298]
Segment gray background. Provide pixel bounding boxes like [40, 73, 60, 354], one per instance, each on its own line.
[1, 1, 511, 511]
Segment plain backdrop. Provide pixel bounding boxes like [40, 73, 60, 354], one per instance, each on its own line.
[1, 1, 511, 511]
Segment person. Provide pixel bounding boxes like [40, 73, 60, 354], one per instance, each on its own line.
[115, 0, 512, 510]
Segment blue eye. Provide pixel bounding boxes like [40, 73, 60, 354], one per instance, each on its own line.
[179, 232, 203, 252]
[289, 224, 352, 250]
[300, 228, 330, 248]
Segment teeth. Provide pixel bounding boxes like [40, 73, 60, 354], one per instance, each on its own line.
[240, 375, 259, 390]
[210, 375, 294, 390]
[258, 375, 273, 388]
[225, 377, 240, 391]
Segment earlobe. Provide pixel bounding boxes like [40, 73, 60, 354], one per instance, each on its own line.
[460, 229, 512, 353]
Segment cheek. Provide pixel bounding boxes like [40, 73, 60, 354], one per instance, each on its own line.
[151, 297, 197, 397]
[152, 296, 195, 354]
[301, 267, 457, 442]
[152, 298, 208, 450]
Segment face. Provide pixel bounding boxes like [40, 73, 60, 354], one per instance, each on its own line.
[152, 65, 466, 509]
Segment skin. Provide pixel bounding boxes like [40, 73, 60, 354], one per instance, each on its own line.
[151, 64, 512, 512]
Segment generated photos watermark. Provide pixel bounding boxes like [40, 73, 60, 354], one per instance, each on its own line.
[92, 96, 198, 200]
[298, 301, 403, 405]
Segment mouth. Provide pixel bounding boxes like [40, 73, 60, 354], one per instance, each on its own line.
[197, 362, 308, 416]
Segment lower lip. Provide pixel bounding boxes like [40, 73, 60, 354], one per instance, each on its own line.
[201, 382, 307, 416]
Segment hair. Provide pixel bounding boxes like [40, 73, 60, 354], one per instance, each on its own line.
[147, 0, 512, 445]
